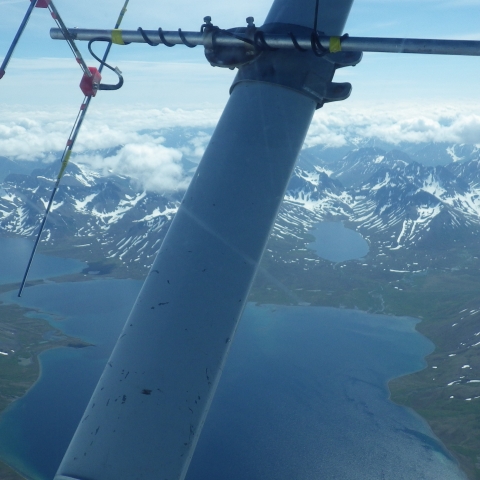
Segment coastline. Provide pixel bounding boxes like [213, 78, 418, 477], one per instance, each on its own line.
[1, 235, 479, 478]
[0, 285, 92, 480]
[388, 312, 480, 480]
[0, 298, 92, 411]
[254, 223, 480, 479]
[0, 274, 143, 480]
[0, 459, 25, 480]
[0, 275, 471, 479]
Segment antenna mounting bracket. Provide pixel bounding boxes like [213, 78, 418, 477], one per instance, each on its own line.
[202, 16, 261, 69]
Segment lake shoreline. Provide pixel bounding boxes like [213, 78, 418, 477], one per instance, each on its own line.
[0, 459, 25, 480]
[0, 298, 92, 480]
[0, 227, 476, 479]
[0, 273, 465, 479]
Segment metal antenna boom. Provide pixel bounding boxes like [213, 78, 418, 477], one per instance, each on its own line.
[51, 28, 480, 57]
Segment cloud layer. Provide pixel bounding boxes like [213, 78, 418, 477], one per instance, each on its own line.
[1, 103, 479, 193]
[305, 103, 480, 148]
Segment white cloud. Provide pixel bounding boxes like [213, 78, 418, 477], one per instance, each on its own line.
[0, 106, 221, 161]
[179, 132, 212, 160]
[76, 142, 189, 193]
[304, 119, 347, 149]
[2, 103, 480, 193]
[0, 105, 221, 192]
[306, 103, 480, 147]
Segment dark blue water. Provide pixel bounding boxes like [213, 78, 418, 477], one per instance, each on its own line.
[0, 279, 142, 479]
[188, 306, 465, 480]
[0, 237, 86, 284]
[0, 281, 466, 479]
[0, 237, 466, 480]
[310, 222, 369, 262]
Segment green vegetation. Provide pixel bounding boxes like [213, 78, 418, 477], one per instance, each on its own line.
[0, 301, 91, 413]
[0, 461, 24, 480]
[0, 293, 91, 480]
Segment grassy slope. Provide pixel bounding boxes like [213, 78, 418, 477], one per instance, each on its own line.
[0, 301, 91, 414]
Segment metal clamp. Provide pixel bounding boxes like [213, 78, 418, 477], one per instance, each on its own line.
[202, 16, 261, 69]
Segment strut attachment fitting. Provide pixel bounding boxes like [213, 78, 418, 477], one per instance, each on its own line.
[231, 23, 362, 109]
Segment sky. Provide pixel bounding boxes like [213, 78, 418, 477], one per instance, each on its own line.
[1, 0, 480, 191]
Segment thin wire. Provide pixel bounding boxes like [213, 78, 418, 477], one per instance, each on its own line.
[99, 0, 130, 73]
[47, 0, 92, 76]
[0, 0, 37, 79]
[88, 39, 124, 90]
[18, 95, 91, 297]
[18, 0, 130, 296]
[313, 0, 320, 32]
[178, 28, 196, 48]
[159, 28, 175, 47]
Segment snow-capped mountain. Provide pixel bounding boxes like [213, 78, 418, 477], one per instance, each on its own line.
[0, 162, 181, 267]
[328, 147, 411, 188]
[2, 144, 480, 271]
[286, 147, 480, 251]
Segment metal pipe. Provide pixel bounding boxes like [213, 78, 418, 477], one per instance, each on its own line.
[340, 36, 480, 56]
[50, 27, 480, 56]
[50, 27, 205, 46]
[0, 0, 38, 78]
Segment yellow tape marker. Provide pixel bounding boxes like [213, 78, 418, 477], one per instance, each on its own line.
[111, 29, 125, 45]
[329, 36, 342, 53]
[58, 151, 71, 179]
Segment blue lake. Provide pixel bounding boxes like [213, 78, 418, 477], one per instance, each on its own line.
[0, 241, 467, 479]
[310, 222, 369, 262]
[0, 237, 86, 285]
[0, 279, 142, 480]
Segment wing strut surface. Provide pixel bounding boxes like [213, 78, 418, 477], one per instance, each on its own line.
[54, 1, 355, 479]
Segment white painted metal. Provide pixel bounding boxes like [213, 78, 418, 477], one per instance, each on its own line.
[55, 82, 316, 480]
[54, 1, 354, 479]
[264, 0, 354, 33]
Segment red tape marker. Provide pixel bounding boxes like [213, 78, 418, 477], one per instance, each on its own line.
[79, 67, 102, 97]
[31, 0, 50, 8]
